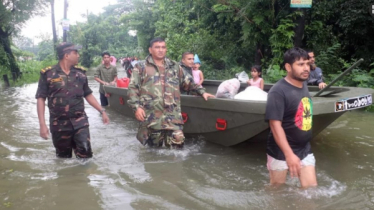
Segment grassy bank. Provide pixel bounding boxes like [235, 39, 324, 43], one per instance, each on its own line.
[14, 60, 57, 86]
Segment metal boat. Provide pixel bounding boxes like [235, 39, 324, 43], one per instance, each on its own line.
[104, 80, 373, 146]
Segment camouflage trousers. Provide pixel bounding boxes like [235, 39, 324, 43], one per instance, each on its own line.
[51, 126, 92, 158]
[137, 124, 185, 148]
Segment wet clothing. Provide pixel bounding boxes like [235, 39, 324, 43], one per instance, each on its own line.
[179, 62, 194, 95]
[52, 126, 92, 158]
[265, 78, 313, 161]
[35, 63, 93, 158]
[266, 153, 315, 171]
[127, 55, 205, 145]
[100, 93, 109, 107]
[307, 67, 323, 86]
[137, 122, 185, 146]
[94, 64, 117, 94]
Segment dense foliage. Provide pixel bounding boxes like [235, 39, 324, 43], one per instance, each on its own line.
[0, 0, 47, 77]
[1, 0, 374, 96]
[67, 1, 138, 67]
[118, 0, 374, 86]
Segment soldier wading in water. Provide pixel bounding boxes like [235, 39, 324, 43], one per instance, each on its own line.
[36, 42, 109, 158]
[127, 37, 215, 148]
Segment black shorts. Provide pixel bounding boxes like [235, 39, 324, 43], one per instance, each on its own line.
[100, 92, 109, 106]
[51, 126, 92, 158]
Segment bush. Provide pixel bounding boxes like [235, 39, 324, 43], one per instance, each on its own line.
[12, 59, 57, 86]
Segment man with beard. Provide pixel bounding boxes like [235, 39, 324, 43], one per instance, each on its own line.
[265, 47, 317, 188]
[306, 50, 327, 89]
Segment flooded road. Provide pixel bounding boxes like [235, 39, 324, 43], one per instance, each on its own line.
[1, 68, 374, 210]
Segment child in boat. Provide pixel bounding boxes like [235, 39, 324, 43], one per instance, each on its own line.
[247, 65, 264, 90]
[192, 54, 204, 87]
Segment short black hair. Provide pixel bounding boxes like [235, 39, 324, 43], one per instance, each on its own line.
[182, 51, 194, 59]
[305, 49, 314, 54]
[149, 37, 165, 47]
[251, 65, 262, 77]
[102, 51, 110, 57]
[284, 47, 310, 66]
[251, 65, 262, 73]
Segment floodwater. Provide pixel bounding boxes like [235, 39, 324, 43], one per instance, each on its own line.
[1, 68, 374, 210]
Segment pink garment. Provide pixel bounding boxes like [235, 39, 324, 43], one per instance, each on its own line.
[110, 56, 117, 66]
[192, 69, 201, 85]
[101, 56, 117, 66]
[248, 78, 263, 88]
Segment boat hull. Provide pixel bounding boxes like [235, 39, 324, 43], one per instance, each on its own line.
[104, 80, 373, 146]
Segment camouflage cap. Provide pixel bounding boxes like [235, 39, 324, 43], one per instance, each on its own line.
[57, 42, 82, 58]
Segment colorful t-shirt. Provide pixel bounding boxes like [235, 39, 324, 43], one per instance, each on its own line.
[265, 78, 313, 160]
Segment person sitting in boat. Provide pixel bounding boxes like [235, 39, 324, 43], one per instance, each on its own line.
[306, 50, 327, 89]
[179, 51, 196, 94]
[127, 37, 215, 148]
[192, 54, 204, 88]
[247, 65, 264, 90]
[215, 77, 241, 99]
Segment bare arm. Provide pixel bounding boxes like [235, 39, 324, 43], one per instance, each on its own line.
[269, 120, 301, 177]
[94, 77, 108, 85]
[260, 78, 264, 90]
[85, 94, 110, 124]
[37, 98, 49, 139]
[199, 71, 204, 86]
[110, 76, 118, 85]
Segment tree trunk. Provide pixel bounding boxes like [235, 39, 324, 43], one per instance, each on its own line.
[255, 43, 263, 65]
[0, 28, 20, 78]
[63, 0, 68, 42]
[51, 0, 58, 53]
[293, 9, 306, 48]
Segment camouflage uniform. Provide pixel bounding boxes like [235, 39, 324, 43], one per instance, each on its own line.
[35, 64, 93, 158]
[179, 62, 194, 95]
[128, 55, 206, 147]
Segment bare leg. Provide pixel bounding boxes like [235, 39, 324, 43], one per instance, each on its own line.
[299, 166, 317, 188]
[269, 170, 288, 186]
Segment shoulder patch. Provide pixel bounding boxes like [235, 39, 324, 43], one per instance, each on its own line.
[74, 65, 86, 71]
[40, 66, 52, 73]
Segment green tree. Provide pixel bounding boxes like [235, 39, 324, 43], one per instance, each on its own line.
[0, 0, 47, 77]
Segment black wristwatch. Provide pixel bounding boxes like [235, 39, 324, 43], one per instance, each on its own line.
[99, 109, 106, 114]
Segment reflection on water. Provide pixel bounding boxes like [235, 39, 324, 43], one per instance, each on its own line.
[1, 69, 374, 209]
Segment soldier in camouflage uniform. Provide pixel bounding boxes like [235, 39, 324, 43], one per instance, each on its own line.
[179, 51, 195, 95]
[36, 42, 110, 158]
[127, 37, 215, 148]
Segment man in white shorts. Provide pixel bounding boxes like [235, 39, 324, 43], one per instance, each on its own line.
[265, 47, 317, 188]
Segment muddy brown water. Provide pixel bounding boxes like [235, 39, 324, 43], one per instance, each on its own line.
[1, 68, 374, 210]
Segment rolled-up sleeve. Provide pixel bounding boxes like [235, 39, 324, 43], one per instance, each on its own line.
[178, 66, 206, 96]
[127, 65, 142, 112]
[83, 75, 93, 97]
[94, 66, 101, 78]
[35, 72, 48, 99]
